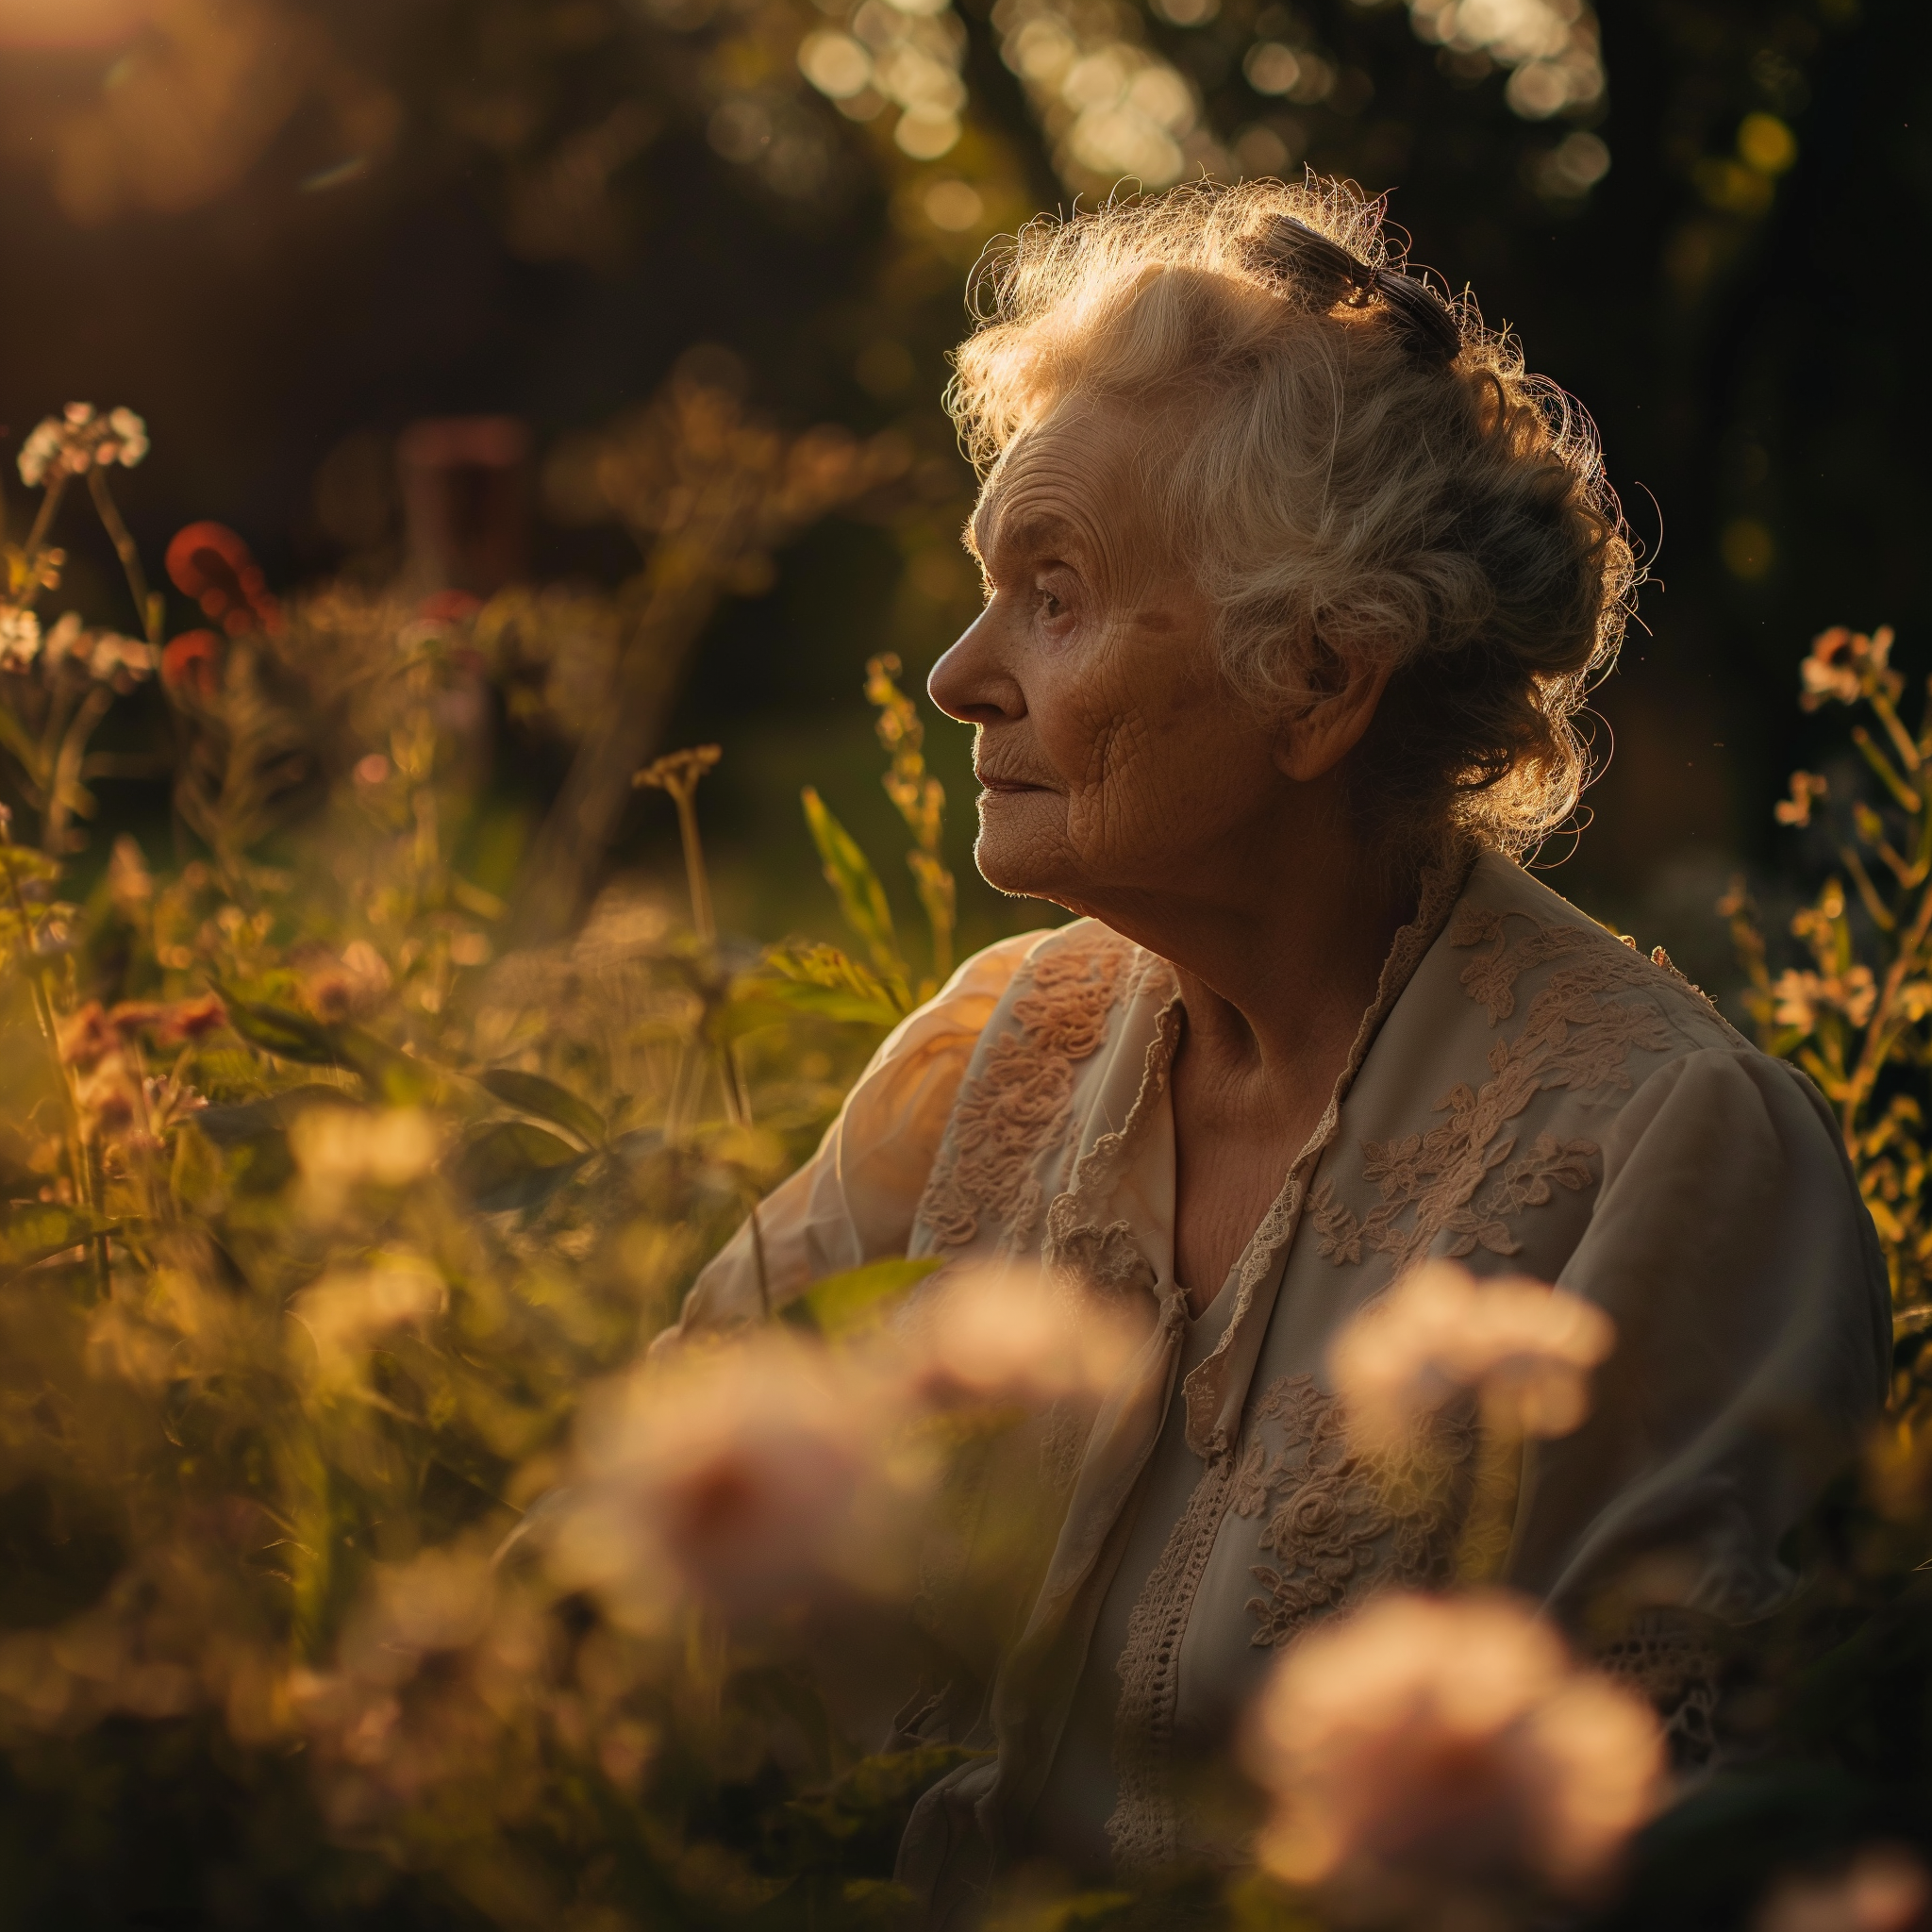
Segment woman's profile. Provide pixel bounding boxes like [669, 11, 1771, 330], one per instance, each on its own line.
[654, 177, 1889, 1917]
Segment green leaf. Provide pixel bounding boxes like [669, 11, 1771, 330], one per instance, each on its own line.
[449, 1120, 589, 1211]
[758, 940, 907, 1026]
[800, 788, 910, 1004]
[782, 1256, 943, 1338]
[222, 992, 341, 1067]
[337, 1026, 448, 1108]
[0, 1203, 111, 1278]
[192, 1084, 359, 1145]
[479, 1069, 606, 1149]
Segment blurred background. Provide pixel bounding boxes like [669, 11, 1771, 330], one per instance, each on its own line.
[0, 0, 1926, 984]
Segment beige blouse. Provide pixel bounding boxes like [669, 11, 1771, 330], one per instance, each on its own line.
[663, 850, 1890, 1916]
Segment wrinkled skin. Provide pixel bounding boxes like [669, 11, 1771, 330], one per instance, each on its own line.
[929, 396, 1410, 1308]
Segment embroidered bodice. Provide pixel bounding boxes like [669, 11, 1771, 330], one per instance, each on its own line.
[661, 851, 1890, 1907]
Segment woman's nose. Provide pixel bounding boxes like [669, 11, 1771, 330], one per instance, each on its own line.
[928, 603, 1026, 725]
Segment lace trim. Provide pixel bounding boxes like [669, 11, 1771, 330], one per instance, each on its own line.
[1241, 1374, 1473, 1649]
[1594, 1608, 1724, 1773]
[915, 925, 1133, 1255]
[1181, 848, 1476, 1460]
[1106, 1373, 1474, 1872]
[1308, 910, 1690, 1274]
[1104, 850, 1475, 1876]
[1041, 986, 1182, 1301]
[1106, 1447, 1238, 1874]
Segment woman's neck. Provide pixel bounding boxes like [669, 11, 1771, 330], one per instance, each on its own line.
[1087, 817, 1415, 1097]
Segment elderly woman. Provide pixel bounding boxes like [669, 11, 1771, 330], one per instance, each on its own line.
[659, 181, 1888, 1910]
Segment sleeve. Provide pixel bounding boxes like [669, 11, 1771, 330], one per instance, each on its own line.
[649, 930, 1045, 1351]
[1507, 1046, 1890, 1634]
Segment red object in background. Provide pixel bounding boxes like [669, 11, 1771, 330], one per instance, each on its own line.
[397, 417, 531, 595]
[417, 589, 484, 624]
[164, 523, 282, 639]
[160, 629, 222, 698]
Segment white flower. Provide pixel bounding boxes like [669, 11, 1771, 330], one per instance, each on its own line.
[889, 1260, 1143, 1410]
[555, 1329, 924, 1624]
[1329, 1260, 1616, 1456]
[0, 605, 41, 670]
[41, 612, 84, 669]
[1243, 1591, 1664, 1924]
[28, 614, 154, 684]
[17, 403, 150, 488]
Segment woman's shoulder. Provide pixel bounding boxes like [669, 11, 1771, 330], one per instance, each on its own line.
[1443, 851, 1748, 1055]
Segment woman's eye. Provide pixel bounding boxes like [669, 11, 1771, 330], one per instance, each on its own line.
[1036, 582, 1067, 621]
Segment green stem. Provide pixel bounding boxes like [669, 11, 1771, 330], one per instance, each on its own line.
[87, 469, 161, 646]
[18, 475, 70, 591]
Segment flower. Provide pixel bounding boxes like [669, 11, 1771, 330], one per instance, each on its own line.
[891, 1260, 1142, 1410]
[305, 941, 392, 1023]
[1772, 966, 1876, 1033]
[291, 1106, 438, 1197]
[1328, 1260, 1616, 1457]
[1755, 1845, 1932, 1932]
[40, 612, 155, 686]
[1243, 1591, 1664, 1923]
[1775, 771, 1829, 828]
[291, 1257, 448, 1383]
[161, 629, 222, 698]
[58, 1001, 120, 1070]
[0, 605, 42, 670]
[555, 1329, 922, 1623]
[165, 522, 280, 638]
[1801, 625, 1897, 711]
[17, 404, 150, 489]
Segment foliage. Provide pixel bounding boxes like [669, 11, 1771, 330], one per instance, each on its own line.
[4, 391, 1932, 1932]
[1724, 625, 1932, 1415]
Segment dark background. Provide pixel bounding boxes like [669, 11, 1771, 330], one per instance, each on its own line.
[2, 0, 1926, 980]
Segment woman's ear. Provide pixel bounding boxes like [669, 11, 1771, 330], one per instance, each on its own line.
[1272, 649, 1394, 784]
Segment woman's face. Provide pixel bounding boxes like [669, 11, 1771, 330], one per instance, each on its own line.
[927, 396, 1297, 920]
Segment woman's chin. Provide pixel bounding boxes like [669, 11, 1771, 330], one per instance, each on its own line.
[972, 824, 1070, 904]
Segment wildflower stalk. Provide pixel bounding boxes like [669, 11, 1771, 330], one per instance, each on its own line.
[1739, 625, 1932, 1381]
[636, 746, 750, 1132]
[18, 473, 72, 587]
[866, 653, 955, 992]
[87, 467, 163, 648]
[0, 828, 96, 1237]
[636, 745, 722, 946]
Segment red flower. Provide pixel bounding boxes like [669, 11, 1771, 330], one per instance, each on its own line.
[161, 629, 222, 699]
[164, 522, 282, 639]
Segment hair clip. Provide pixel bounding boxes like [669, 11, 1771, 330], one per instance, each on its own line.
[1254, 214, 1462, 363]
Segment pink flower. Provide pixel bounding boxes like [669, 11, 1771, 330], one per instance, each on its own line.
[892, 1261, 1142, 1409]
[1328, 1260, 1616, 1456]
[557, 1330, 922, 1623]
[1243, 1591, 1664, 1924]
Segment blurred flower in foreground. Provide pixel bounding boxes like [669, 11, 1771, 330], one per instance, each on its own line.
[1329, 1260, 1615, 1457]
[893, 1260, 1141, 1409]
[1244, 1591, 1664, 1925]
[18, 404, 149, 488]
[291, 1256, 447, 1386]
[554, 1330, 924, 1624]
[1756, 1846, 1932, 1932]
[291, 1106, 439, 1219]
